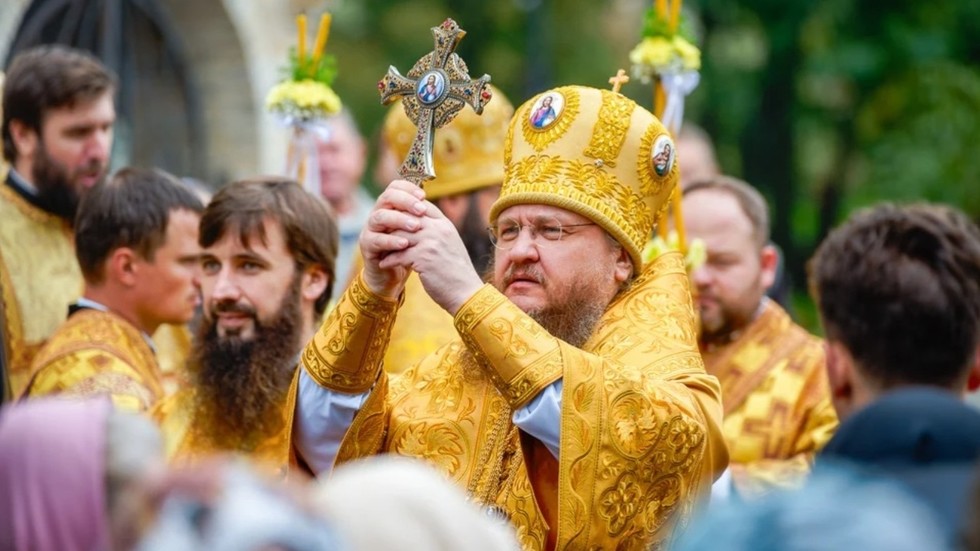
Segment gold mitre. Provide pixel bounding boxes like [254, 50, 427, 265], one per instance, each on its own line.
[490, 85, 679, 269]
[382, 84, 514, 200]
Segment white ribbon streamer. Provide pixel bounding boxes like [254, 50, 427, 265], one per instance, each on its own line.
[279, 117, 332, 197]
[660, 70, 700, 136]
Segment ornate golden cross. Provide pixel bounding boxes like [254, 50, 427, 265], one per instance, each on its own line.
[609, 69, 630, 93]
[377, 19, 492, 186]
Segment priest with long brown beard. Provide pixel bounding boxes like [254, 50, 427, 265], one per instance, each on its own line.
[154, 177, 337, 475]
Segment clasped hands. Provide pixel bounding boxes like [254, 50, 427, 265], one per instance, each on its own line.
[359, 180, 485, 315]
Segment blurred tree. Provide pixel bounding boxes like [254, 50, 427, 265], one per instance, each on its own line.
[688, 0, 980, 294]
[318, 0, 976, 297]
[323, 0, 623, 191]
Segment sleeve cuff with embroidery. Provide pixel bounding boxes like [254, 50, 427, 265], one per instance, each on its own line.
[454, 284, 564, 409]
[302, 272, 402, 393]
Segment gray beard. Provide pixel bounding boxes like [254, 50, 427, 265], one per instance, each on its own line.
[483, 259, 612, 348]
[459, 300, 605, 383]
[525, 299, 606, 348]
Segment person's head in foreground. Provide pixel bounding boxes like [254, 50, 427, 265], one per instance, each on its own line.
[808, 203, 980, 419]
[674, 466, 951, 551]
[313, 456, 519, 551]
[0, 397, 162, 551]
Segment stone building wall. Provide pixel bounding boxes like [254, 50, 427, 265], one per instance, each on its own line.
[0, 0, 320, 185]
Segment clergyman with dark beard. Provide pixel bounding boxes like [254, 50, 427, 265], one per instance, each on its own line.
[365, 84, 514, 374]
[153, 177, 337, 475]
[293, 85, 728, 549]
[0, 45, 116, 401]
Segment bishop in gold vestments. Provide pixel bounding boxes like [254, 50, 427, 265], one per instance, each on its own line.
[702, 299, 837, 495]
[294, 86, 728, 550]
[306, 255, 726, 550]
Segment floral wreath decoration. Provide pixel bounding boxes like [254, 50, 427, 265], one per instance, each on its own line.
[266, 14, 342, 123]
[266, 14, 342, 194]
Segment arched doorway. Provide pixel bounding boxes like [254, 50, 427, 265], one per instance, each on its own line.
[5, 0, 208, 180]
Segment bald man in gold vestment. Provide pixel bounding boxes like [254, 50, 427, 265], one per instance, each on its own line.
[295, 86, 728, 550]
[683, 176, 837, 498]
[24, 168, 203, 412]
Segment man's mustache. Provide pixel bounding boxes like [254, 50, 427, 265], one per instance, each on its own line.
[211, 300, 256, 317]
[75, 160, 106, 178]
[503, 265, 544, 287]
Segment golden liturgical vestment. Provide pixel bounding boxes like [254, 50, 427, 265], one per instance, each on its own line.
[300, 252, 728, 550]
[701, 300, 838, 496]
[154, 371, 300, 477]
[0, 176, 193, 401]
[384, 272, 456, 375]
[0, 182, 82, 398]
[25, 309, 163, 412]
[344, 252, 456, 375]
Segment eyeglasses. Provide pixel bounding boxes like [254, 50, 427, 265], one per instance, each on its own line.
[487, 216, 597, 249]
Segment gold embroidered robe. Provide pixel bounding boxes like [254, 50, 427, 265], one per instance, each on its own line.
[343, 251, 456, 376]
[151, 323, 193, 396]
[24, 309, 163, 412]
[153, 371, 300, 478]
[701, 300, 838, 496]
[302, 251, 728, 551]
[384, 272, 456, 375]
[0, 183, 82, 398]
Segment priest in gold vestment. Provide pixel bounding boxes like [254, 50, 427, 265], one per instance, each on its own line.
[0, 46, 116, 400]
[154, 178, 338, 475]
[24, 168, 203, 412]
[376, 84, 514, 373]
[682, 176, 838, 498]
[294, 86, 728, 550]
[0, 46, 194, 402]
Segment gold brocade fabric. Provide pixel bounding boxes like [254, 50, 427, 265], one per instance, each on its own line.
[383, 272, 455, 375]
[0, 184, 82, 397]
[152, 369, 300, 479]
[151, 323, 193, 396]
[24, 309, 163, 412]
[701, 300, 838, 497]
[493, 86, 679, 269]
[302, 252, 728, 550]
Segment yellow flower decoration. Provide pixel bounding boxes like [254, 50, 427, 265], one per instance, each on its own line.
[267, 13, 342, 123]
[642, 230, 706, 272]
[672, 36, 702, 71]
[266, 79, 342, 120]
[629, 37, 675, 68]
[629, 7, 702, 82]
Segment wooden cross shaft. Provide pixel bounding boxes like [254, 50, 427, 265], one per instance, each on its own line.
[377, 18, 492, 186]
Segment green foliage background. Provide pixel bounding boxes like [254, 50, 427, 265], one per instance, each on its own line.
[323, 0, 980, 330]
